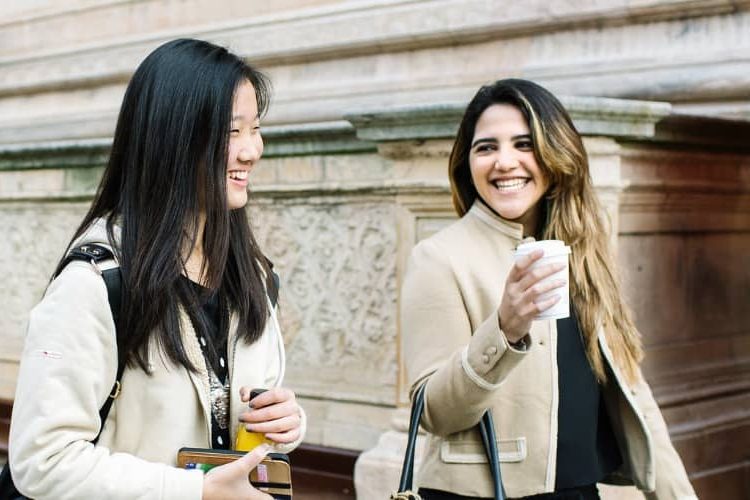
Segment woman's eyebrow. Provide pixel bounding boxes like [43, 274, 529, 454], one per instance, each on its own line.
[512, 134, 531, 141]
[471, 137, 498, 148]
[231, 113, 260, 121]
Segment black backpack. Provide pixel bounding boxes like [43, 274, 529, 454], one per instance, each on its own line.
[0, 244, 122, 500]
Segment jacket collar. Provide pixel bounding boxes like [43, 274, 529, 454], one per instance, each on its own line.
[468, 199, 526, 241]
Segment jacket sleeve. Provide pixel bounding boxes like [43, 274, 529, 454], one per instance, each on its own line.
[633, 376, 698, 500]
[401, 239, 530, 437]
[9, 262, 204, 500]
[262, 303, 306, 454]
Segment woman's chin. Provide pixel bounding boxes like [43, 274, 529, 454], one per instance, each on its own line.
[227, 195, 248, 210]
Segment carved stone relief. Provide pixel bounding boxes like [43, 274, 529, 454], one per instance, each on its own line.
[0, 202, 89, 356]
[249, 200, 399, 405]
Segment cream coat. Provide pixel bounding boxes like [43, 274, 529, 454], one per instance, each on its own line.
[9, 220, 305, 500]
[401, 201, 697, 499]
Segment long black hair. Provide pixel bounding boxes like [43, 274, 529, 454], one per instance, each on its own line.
[56, 38, 275, 372]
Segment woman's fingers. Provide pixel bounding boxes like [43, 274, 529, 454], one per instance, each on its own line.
[202, 444, 274, 500]
[234, 444, 270, 471]
[247, 418, 303, 444]
[517, 262, 566, 292]
[524, 277, 567, 300]
[499, 248, 568, 340]
[265, 427, 302, 444]
[238, 386, 252, 403]
[241, 399, 299, 423]
[237, 386, 303, 445]
[243, 414, 301, 434]
[533, 293, 562, 313]
[248, 387, 294, 409]
[508, 249, 544, 280]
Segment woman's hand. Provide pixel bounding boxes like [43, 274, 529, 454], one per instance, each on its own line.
[498, 249, 567, 343]
[239, 387, 302, 444]
[201, 444, 273, 500]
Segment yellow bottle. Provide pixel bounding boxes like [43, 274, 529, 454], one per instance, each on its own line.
[235, 426, 268, 452]
[235, 389, 271, 452]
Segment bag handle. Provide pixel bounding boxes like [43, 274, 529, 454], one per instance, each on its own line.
[394, 383, 427, 496]
[392, 382, 505, 500]
[479, 409, 506, 500]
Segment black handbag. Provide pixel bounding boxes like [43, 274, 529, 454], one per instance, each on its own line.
[390, 383, 506, 500]
[0, 244, 123, 500]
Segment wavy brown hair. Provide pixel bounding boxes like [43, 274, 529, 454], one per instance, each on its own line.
[449, 79, 642, 383]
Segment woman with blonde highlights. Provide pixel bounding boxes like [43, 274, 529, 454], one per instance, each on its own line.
[402, 79, 696, 499]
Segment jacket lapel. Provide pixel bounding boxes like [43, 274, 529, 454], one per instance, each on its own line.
[179, 306, 212, 433]
[227, 311, 242, 442]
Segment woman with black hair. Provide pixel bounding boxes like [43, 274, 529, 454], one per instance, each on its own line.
[401, 79, 696, 499]
[9, 39, 303, 500]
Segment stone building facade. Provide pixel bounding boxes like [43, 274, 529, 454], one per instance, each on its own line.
[1, 1, 749, 498]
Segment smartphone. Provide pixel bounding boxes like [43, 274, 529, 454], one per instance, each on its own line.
[235, 388, 270, 451]
[177, 447, 292, 499]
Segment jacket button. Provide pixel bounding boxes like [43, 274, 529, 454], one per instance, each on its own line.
[486, 346, 497, 356]
[482, 354, 490, 364]
[539, 339, 545, 346]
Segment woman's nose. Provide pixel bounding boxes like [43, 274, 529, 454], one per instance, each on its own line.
[237, 138, 262, 164]
[493, 148, 519, 170]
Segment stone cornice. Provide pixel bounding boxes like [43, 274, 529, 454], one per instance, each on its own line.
[0, 138, 110, 171]
[650, 114, 750, 151]
[4, 99, 749, 178]
[346, 96, 673, 142]
[345, 102, 467, 143]
[262, 121, 375, 157]
[0, 0, 136, 27]
[0, 121, 373, 171]
[2, 0, 749, 98]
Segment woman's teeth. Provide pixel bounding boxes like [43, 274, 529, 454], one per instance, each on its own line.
[228, 171, 248, 180]
[493, 179, 528, 192]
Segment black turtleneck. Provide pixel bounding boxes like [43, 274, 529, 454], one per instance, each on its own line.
[555, 307, 622, 488]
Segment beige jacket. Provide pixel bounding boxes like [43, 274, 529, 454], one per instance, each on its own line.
[401, 202, 697, 499]
[10, 220, 305, 500]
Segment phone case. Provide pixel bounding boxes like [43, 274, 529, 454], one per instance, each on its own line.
[177, 447, 292, 499]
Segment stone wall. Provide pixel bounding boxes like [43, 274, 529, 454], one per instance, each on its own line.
[2, 1, 750, 146]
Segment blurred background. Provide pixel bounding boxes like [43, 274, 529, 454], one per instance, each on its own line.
[1, 1, 749, 498]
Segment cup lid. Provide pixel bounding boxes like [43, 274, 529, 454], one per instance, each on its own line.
[515, 239, 571, 256]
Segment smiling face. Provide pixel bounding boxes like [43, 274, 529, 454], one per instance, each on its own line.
[226, 80, 263, 210]
[469, 103, 549, 234]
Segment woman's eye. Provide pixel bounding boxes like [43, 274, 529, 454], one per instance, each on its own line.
[229, 129, 240, 135]
[475, 144, 494, 153]
[516, 141, 533, 150]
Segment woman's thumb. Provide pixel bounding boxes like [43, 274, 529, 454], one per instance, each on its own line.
[237, 444, 271, 471]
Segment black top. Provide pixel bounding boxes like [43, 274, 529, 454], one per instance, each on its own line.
[182, 276, 231, 450]
[555, 307, 622, 489]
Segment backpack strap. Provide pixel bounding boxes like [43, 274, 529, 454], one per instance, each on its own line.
[264, 257, 280, 308]
[269, 270, 280, 308]
[60, 243, 123, 445]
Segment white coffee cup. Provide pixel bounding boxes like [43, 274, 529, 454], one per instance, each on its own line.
[513, 239, 571, 320]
